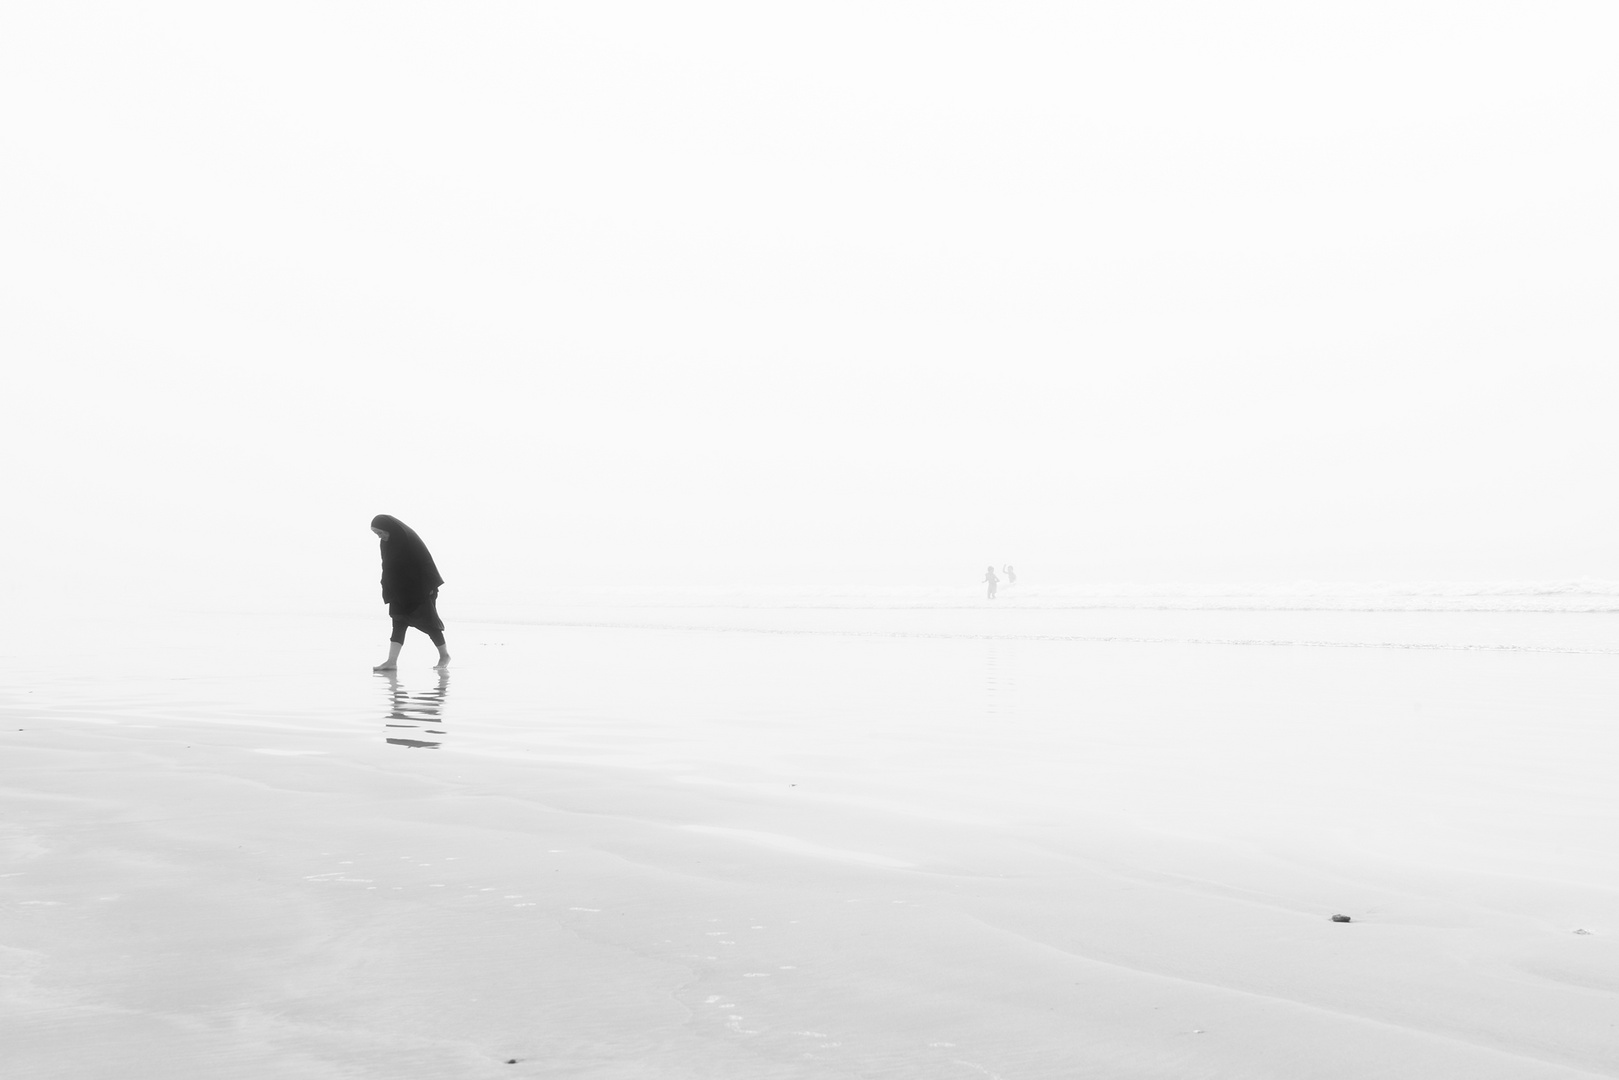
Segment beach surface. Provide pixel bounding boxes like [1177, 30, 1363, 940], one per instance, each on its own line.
[3, 597, 1618, 1078]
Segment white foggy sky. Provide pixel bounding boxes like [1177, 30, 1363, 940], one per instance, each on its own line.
[5, 2, 1618, 607]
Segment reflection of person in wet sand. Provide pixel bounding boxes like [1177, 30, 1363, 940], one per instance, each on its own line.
[379, 669, 449, 748]
[370, 514, 450, 671]
[984, 565, 999, 600]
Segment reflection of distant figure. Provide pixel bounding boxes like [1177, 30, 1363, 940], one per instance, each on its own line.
[984, 565, 999, 600]
[1002, 564, 1017, 586]
[370, 514, 450, 671]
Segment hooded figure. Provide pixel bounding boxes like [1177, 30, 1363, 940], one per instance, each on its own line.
[371, 514, 449, 670]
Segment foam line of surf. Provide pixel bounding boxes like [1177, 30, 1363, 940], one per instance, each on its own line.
[456, 580, 1619, 615]
[475, 617, 1619, 656]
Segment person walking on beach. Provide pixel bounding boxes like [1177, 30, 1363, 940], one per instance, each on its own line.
[1003, 564, 1017, 586]
[371, 514, 450, 671]
[984, 565, 1000, 600]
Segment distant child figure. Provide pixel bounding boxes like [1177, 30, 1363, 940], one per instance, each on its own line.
[1003, 564, 1017, 586]
[370, 514, 450, 671]
[984, 565, 1000, 600]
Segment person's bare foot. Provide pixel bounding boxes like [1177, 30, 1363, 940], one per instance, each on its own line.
[373, 660, 398, 671]
[433, 655, 451, 670]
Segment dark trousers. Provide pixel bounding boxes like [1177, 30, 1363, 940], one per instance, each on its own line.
[391, 620, 446, 647]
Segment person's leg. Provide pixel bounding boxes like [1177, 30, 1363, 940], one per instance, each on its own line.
[427, 627, 450, 669]
[374, 620, 408, 671]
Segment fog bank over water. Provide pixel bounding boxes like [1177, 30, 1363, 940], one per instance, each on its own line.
[5, 2, 1618, 610]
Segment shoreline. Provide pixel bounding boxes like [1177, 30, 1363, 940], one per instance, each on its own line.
[2, 611, 1616, 1077]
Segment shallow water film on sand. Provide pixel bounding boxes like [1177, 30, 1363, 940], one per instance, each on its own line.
[3, 602, 1618, 1079]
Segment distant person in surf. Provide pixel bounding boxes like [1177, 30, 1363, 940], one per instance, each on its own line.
[370, 514, 450, 671]
[984, 565, 1000, 600]
[1003, 564, 1017, 586]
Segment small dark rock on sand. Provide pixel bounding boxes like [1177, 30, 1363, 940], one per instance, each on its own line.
[1330, 914, 1352, 923]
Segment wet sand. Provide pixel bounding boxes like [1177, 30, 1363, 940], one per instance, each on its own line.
[2, 606, 1617, 1078]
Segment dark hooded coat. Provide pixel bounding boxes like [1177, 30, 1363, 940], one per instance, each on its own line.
[372, 515, 445, 632]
